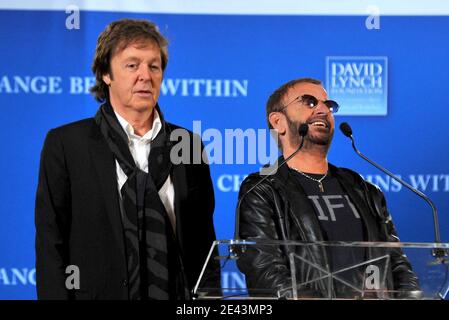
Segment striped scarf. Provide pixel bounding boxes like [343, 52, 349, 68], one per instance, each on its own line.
[95, 101, 188, 300]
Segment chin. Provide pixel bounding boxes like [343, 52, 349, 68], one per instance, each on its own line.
[308, 133, 333, 146]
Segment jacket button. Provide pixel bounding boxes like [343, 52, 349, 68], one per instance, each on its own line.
[122, 279, 128, 287]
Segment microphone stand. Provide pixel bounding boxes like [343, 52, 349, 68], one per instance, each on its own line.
[341, 123, 447, 260]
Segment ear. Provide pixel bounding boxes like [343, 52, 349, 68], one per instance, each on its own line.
[102, 73, 111, 86]
[268, 112, 287, 135]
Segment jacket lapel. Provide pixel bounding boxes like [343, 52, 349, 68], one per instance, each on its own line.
[88, 122, 126, 259]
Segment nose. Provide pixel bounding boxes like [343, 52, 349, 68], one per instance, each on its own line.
[313, 100, 330, 115]
[137, 65, 151, 82]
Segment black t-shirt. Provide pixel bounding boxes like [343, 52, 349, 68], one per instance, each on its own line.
[290, 168, 367, 295]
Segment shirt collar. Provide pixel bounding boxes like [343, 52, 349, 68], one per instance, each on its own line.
[114, 109, 162, 142]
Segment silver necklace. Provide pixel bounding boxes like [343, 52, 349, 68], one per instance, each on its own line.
[291, 167, 328, 192]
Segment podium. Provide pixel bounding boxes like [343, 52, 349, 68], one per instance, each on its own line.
[193, 240, 449, 300]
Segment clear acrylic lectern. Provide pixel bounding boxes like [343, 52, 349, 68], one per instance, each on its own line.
[193, 240, 449, 300]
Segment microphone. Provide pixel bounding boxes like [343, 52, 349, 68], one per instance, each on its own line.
[232, 123, 309, 249]
[339, 122, 447, 260]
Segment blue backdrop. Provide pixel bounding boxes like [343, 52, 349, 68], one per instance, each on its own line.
[0, 4, 448, 299]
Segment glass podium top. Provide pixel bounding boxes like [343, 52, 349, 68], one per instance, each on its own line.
[193, 240, 449, 300]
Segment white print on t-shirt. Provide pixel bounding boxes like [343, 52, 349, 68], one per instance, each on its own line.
[308, 195, 360, 221]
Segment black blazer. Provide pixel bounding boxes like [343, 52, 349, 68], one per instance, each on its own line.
[35, 118, 218, 299]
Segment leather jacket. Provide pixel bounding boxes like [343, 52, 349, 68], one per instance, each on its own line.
[236, 158, 420, 299]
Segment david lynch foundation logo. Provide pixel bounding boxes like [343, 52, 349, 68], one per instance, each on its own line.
[326, 56, 388, 116]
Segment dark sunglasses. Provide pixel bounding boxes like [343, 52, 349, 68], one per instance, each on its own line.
[280, 94, 339, 113]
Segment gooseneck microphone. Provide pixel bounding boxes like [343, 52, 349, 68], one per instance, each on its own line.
[339, 122, 447, 260]
[233, 123, 309, 243]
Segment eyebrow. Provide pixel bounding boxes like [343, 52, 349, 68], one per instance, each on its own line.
[122, 56, 161, 64]
[122, 56, 139, 63]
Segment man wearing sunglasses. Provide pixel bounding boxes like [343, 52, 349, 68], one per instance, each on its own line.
[236, 78, 420, 299]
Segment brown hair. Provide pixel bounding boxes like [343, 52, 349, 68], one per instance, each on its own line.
[90, 19, 169, 102]
[266, 78, 322, 129]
